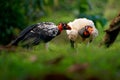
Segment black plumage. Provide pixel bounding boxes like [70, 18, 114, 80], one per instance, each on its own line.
[9, 22, 71, 47]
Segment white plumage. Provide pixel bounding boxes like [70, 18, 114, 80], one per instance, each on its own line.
[66, 18, 98, 48]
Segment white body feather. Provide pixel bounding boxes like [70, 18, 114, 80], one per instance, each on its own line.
[66, 18, 98, 45]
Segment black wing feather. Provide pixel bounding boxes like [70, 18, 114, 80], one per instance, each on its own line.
[10, 24, 38, 46]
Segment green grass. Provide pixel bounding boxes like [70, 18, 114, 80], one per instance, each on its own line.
[0, 34, 120, 80]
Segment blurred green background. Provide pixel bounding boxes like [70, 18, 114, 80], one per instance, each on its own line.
[0, 0, 120, 80]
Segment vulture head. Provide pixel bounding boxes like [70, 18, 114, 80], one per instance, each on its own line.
[78, 25, 93, 38]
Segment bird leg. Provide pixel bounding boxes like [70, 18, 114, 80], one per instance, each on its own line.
[45, 42, 49, 50]
[70, 40, 75, 48]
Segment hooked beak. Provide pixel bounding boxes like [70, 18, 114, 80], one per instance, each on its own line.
[88, 27, 93, 34]
[85, 26, 93, 34]
[66, 25, 71, 30]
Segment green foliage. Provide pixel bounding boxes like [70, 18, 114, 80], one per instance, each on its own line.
[39, 11, 75, 24]
[76, 0, 90, 13]
[104, 0, 120, 19]
[78, 14, 107, 28]
[0, 0, 27, 45]
[23, 0, 46, 21]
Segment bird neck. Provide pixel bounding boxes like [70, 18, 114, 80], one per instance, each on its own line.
[58, 25, 63, 32]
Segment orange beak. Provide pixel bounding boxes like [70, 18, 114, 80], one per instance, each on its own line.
[87, 27, 93, 34]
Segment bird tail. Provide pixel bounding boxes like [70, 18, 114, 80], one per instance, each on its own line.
[7, 24, 38, 47]
[6, 37, 21, 47]
[8, 38, 20, 46]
